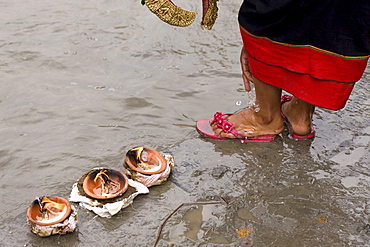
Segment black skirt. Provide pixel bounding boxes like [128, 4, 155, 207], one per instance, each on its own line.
[238, 0, 370, 56]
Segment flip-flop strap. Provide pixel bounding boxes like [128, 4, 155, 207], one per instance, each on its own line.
[281, 95, 293, 104]
[220, 120, 246, 139]
[211, 112, 245, 139]
[211, 112, 234, 127]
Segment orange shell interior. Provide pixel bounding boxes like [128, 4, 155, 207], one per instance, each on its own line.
[82, 169, 129, 199]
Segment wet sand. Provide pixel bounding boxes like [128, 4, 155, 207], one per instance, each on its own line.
[1, 0, 370, 246]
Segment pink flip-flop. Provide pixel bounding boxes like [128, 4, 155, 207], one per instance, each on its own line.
[280, 95, 315, 139]
[196, 112, 277, 142]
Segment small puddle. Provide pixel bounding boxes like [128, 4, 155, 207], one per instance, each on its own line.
[169, 204, 230, 244]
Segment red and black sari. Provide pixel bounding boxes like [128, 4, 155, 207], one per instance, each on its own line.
[238, 0, 370, 110]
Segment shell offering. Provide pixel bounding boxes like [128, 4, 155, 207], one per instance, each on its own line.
[70, 168, 149, 218]
[26, 196, 78, 237]
[82, 169, 129, 200]
[124, 147, 174, 187]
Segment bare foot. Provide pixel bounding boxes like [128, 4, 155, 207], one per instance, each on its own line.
[281, 97, 315, 136]
[211, 107, 284, 139]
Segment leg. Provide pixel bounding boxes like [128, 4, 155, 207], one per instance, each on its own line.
[213, 75, 284, 138]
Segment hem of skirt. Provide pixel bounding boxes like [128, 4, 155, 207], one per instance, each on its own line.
[240, 26, 369, 84]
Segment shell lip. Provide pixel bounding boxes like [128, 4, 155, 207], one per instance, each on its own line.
[125, 147, 167, 175]
[27, 196, 72, 226]
[82, 168, 129, 200]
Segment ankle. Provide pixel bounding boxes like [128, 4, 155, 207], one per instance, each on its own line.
[281, 98, 315, 135]
[252, 107, 282, 126]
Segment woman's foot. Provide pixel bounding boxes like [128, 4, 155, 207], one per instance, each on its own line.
[281, 96, 315, 137]
[198, 73, 285, 140]
[211, 106, 284, 139]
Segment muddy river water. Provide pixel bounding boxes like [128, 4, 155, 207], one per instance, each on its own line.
[1, 0, 370, 246]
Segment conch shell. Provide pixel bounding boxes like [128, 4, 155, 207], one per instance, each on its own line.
[69, 168, 149, 218]
[124, 147, 174, 187]
[82, 169, 129, 200]
[26, 196, 78, 237]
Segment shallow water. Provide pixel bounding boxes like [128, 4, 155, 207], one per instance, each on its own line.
[1, 0, 370, 246]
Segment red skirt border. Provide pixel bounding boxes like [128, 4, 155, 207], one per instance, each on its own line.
[240, 26, 369, 110]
